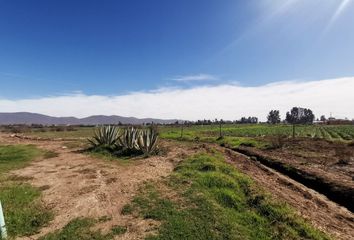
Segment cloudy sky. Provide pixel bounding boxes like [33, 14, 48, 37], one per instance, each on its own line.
[0, 0, 353, 120]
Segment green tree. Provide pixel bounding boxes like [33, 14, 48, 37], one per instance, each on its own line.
[267, 110, 281, 124]
[286, 107, 315, 124]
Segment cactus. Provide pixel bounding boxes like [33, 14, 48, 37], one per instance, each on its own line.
[88, 125, 121, 150]
[138, 127, 159, 156]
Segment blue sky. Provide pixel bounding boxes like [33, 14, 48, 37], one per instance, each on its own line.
[0, 0, 354, 119]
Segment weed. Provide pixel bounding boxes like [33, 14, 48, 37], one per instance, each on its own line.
[121, 204, 134, 215]
[98, 215, 112, 222]
[111, 225, 127, 235]
[266, 135, 287, 149]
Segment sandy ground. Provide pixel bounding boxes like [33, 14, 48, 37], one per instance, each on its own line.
[1, 134, 354, 239]
[0, 134, 195, 240]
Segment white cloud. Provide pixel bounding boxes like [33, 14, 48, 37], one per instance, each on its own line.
[0, 77, 353, 121]
[171, 74, 218, 82]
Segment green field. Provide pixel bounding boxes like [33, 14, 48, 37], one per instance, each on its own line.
[23, 124, 354, 142]
[159, 124, 354, 141]
[27, 126, 95, 139]
[22, 124, 354, 150]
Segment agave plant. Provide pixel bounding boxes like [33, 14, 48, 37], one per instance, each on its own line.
[138, 127, 159, 156]
[88, 125, 121, 150]
[117, 127, 140, 151]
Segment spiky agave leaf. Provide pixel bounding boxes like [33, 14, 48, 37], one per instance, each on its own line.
[117, 127, 140, 150]
[88, 125, 121, 149]
[138, 127, 158, 156]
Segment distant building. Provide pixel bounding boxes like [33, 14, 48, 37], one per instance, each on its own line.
[326, 118, 353, 125]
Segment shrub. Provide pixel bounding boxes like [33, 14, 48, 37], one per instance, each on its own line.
[335, 145, 353, 165]
[267, 135, 287, 149]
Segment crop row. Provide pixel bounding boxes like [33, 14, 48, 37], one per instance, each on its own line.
[159, 124, 354, 141]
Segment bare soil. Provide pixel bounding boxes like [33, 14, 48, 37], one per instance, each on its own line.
[234, 138, 354, 212]
[267, 138, 354, 183]
[0, 134, 197, 240]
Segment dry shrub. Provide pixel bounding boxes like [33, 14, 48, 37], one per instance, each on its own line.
[267, 135, 287, 149]
[335, 145, 353, 165]
[6, 125, 30, 133]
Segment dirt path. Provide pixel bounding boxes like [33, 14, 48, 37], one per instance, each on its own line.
[221, 148, 354, 240]
[0, 134, 195, 239]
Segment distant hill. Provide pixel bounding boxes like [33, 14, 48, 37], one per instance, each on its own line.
[0, 112, 179, 125]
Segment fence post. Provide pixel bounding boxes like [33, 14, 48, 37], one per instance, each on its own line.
[180, 124, 184, 139]
[219, 122, 222, 138]
[0, 201, 7, 239]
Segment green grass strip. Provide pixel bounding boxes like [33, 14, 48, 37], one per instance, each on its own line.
[128, 152, 330, 240]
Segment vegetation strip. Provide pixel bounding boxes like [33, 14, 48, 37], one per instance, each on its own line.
[160, 124, 354, 142]
[39, 218, 126, 240]
[124, 152, 330, 240]
[233, 147, 354, 212]
[0, 144, 53, 238]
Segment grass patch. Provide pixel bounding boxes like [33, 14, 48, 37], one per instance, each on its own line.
[121, 204, 134, 215]
[0, 144, 53, 238]
[111, 225, 127, 235]
[28, 127, 94, 139]
[0, 183, 53, 237]
[218, 137, 267, 149]
[0, 144, 43, 174]
[39, 218, 109, 240]
[39, 218, 127, 240]
[127, 152, 330, 240]
[159, 127, 268, 149]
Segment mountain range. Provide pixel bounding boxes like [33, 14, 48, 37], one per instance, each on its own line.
[0, 112, 179, 125]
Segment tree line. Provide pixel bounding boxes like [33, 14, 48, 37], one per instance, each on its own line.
[267, 107, 315, 124]
[175, 107, 315, 125]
